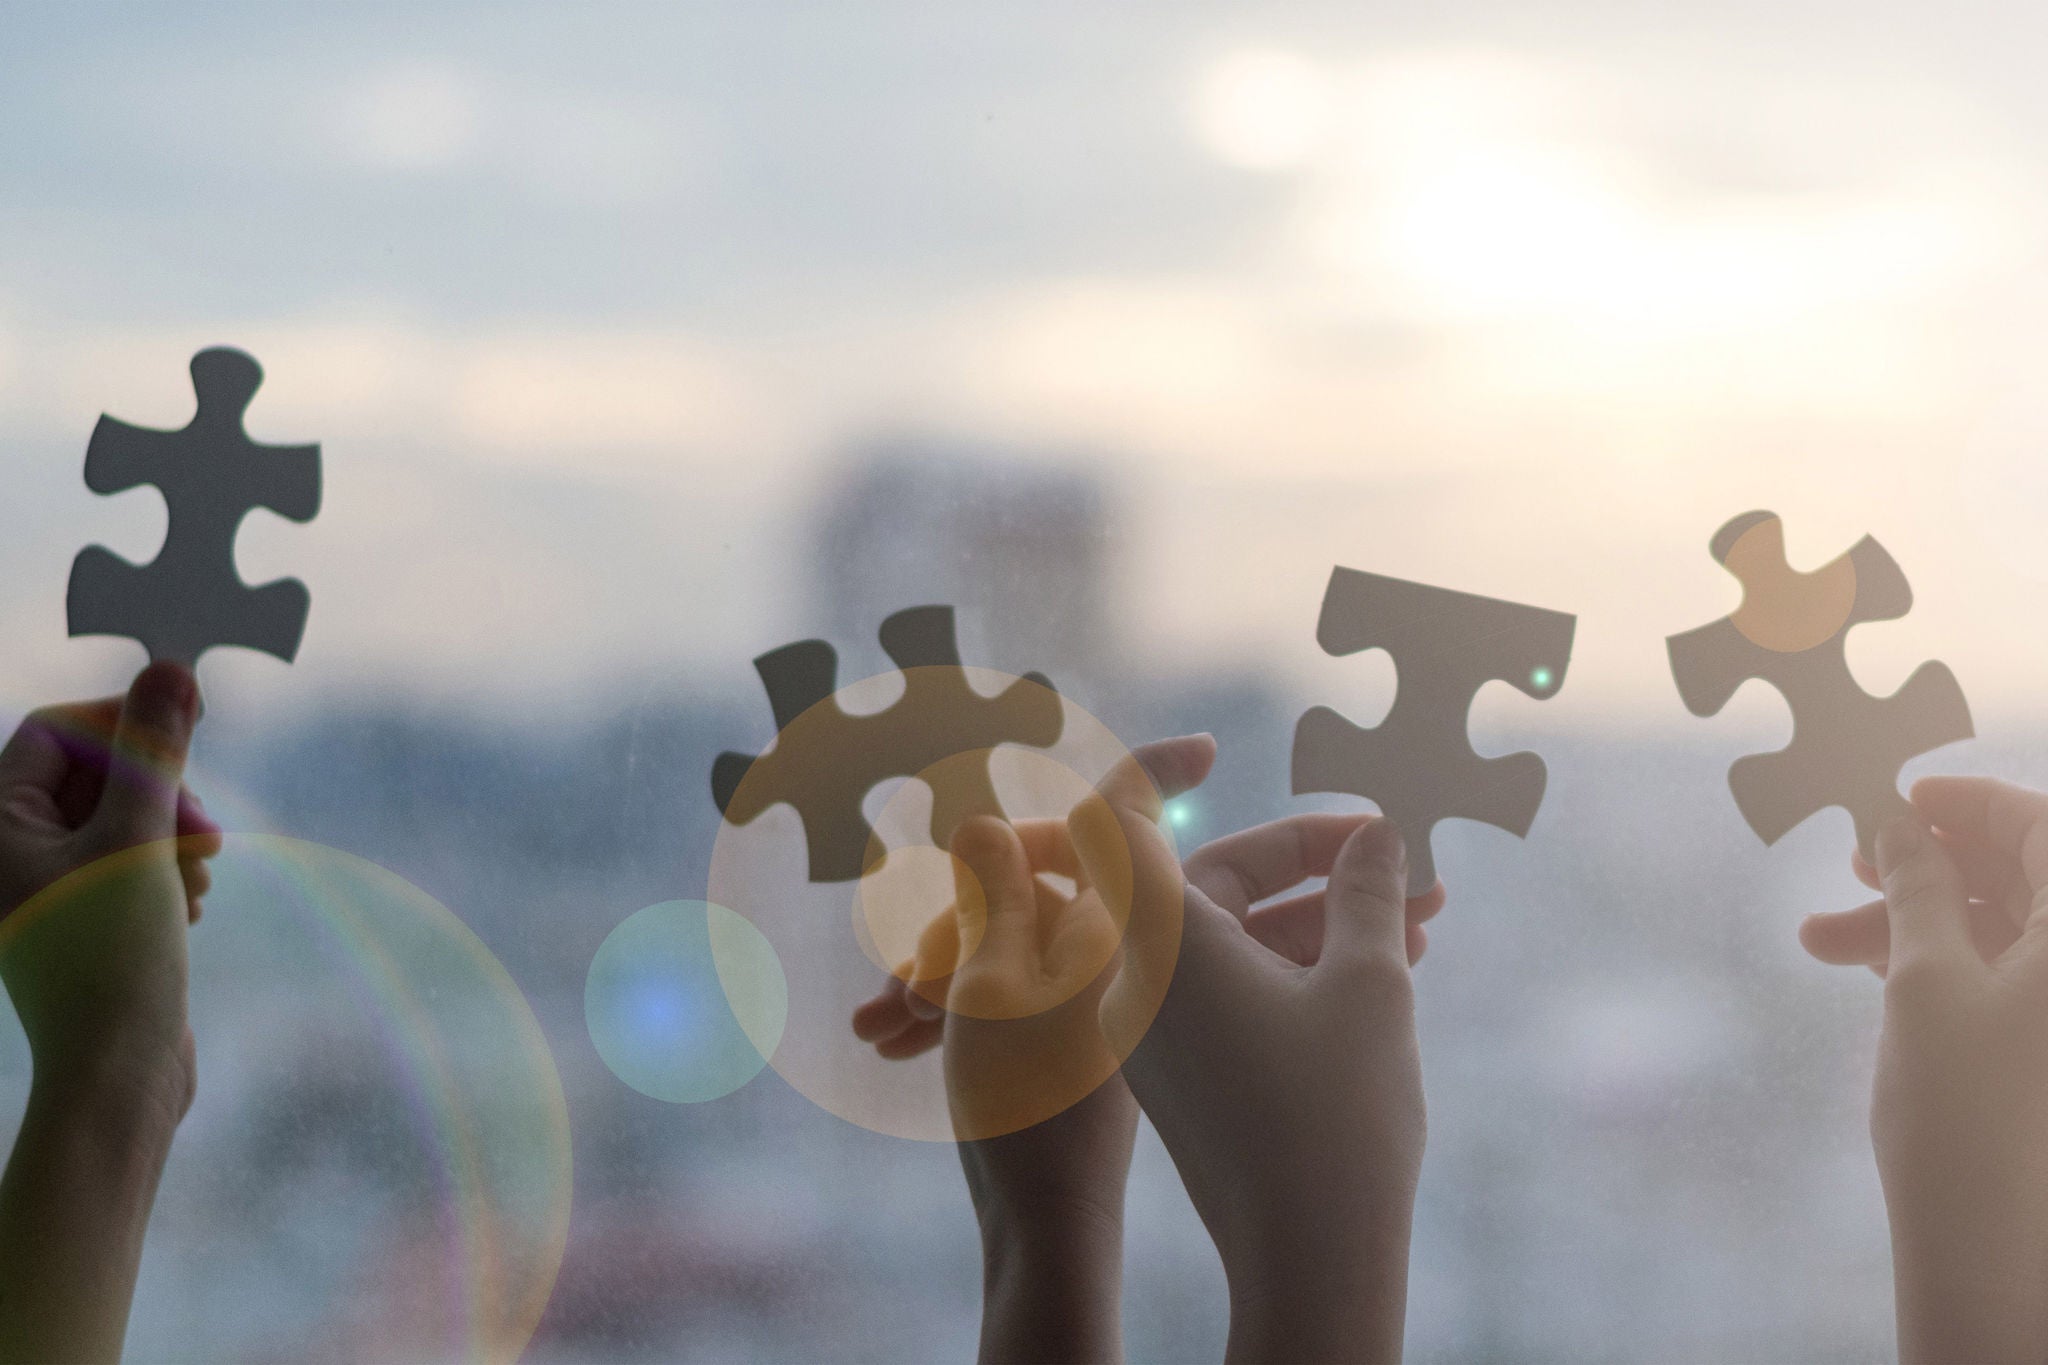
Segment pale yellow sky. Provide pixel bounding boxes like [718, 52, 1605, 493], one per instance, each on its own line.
[5, 25, 2047, 727]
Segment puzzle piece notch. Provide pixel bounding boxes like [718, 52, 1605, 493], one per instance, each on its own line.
[1666, 510, 1972, 859]
[1292, 567, 1576, 895]
[67, 348, 321, 668]
[712, 605, 1065, 882]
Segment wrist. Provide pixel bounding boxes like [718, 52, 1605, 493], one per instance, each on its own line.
[978, 1191, 1124, 1287]
[976, 1199, 1124, 1364]
[30, 1032, 190, 1151]
[1219, 1207, 1413, 1365]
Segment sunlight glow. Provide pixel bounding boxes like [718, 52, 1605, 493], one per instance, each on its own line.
[1196, 49, 1334, 171]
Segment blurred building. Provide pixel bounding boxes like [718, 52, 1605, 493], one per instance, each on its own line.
[808, 437, 1119, 693]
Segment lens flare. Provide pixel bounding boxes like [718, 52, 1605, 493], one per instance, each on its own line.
[584, 900, 787, 1104]
[707, 668, 1180, 1142]
[0, 834, 572, 1363]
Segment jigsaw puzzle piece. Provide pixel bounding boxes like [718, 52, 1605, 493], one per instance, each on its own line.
[1668, 510, 1972, 862]
[1293, 567, 1575, 895]
[711, 605, 1064, 883]
[1666, 618, 1761, 719]
[1713, 511, 1911, 653]
[878, 604, 965, 670]
[908, 670, 1063, 857]
[67, 547, 309, 670]
[1725, 658, 1971, 856]
[67, 348, 320, 668]
[1293, 706, 1551, 893]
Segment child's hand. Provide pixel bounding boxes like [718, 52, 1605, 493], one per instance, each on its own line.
[0, 661, 219, 1118]
[852, 803, 1149, 1364]
[1803, 776, 2048, 1363]
[1074, 734, 1438, 1364]
[0, 662, 221, 1363]
[1800, 795, 2030, 975]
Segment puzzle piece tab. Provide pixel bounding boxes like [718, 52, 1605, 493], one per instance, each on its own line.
[712, 605, 1065, 882]
[1293, 567, 1576, 895]
[1667, 510, 1972, 860]
[67, 348, 321, 668]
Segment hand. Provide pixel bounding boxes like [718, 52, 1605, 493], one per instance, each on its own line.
[0, 662, 220, 1112]
[1802, 778, 2048, 1363]
[0, 662, 221, 1364]
[1800, 796, 2028, 976]
[1070, 734, 1442, 1365]
[852, 799, 1152, 1364]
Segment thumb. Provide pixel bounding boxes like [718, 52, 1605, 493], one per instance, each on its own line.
[89, 661, 200, 844]
[1316, 817, 1411, 980]
[1875, 814, 1974, 982]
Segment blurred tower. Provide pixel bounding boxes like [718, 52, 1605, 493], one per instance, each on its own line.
[808, 436, 1118, 694]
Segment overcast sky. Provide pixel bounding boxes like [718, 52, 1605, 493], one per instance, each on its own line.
[7, 1, 2048, 731]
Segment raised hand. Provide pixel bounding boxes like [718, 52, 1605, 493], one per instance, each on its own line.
[1072, 734, 1442, 1365]
[1802, 776, 2048, 1363]
[0, 662, 222, 1363]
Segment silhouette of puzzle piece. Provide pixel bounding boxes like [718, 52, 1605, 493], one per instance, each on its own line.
[1293, 567, 1576, 896]
[67, 348, 321, 669]
[712, 605, 1065, 882]
[1667, 510, 1972, 861]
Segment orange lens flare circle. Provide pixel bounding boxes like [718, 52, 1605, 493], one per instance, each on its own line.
[707, 668, 1182, 1142]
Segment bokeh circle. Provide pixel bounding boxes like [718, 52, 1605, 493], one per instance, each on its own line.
[584, 900, 787, 1104]
[0, 834, 573, 1363]
[706, 667, 1181, 1142]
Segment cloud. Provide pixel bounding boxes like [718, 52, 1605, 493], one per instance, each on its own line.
[326, 60, 692, 205]
[333, 60, 485, 171]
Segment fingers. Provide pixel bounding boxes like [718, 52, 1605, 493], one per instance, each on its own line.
[1243, 891, 1325, 965]
[1071, 736, 1211, 1002]
[1409, 879, 1447, 924]
[1800, 898, 1890, 966]
[0, 698, 123, 832]
[1245, 888, 1434, 967]
[851, 978, 909, 1039]
[951, 817, 1037, 957]
[177, 789, 224, 854]
[1316, 817, 1413, 979]
[1013, 819, 1082, 883]
[874, 1017, 942, 1060]
[1875, 815, 1976, 982]
[1095, 735, 1217, 820]
[852, 979, 913, 1041]
[180, 850, 212, 923]
[1910, 776, 2048, 890]
[851, 976, 945, 1059]
[1802, 896, 2021, 972]
[89, 662, 201, 845]
[1184, 813, 1366, 919]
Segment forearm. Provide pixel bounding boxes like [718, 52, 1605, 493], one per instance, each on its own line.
[0, 1077, 177, 1363]
[976, 1204, 1125, 1365]
[1221, 1216, 1412, 1365]
[1888, 1203, 2048, 1365]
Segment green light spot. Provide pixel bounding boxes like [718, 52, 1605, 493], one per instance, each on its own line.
[1165, 800, 1191, 828]
[1530, 667, 1555, 691]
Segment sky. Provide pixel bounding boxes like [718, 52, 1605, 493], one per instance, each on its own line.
[7, 1, 2048, 727]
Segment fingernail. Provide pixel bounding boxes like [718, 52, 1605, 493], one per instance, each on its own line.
[1363, 816, 1407, 868]
[141, 661, 199, 727]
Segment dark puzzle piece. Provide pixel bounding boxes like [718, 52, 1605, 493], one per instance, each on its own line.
[67, 348, 321, 669]
[1667, 510, 1972, 862]
[1293, 567, 1576, 896]
[712, 605, 1065, 882]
